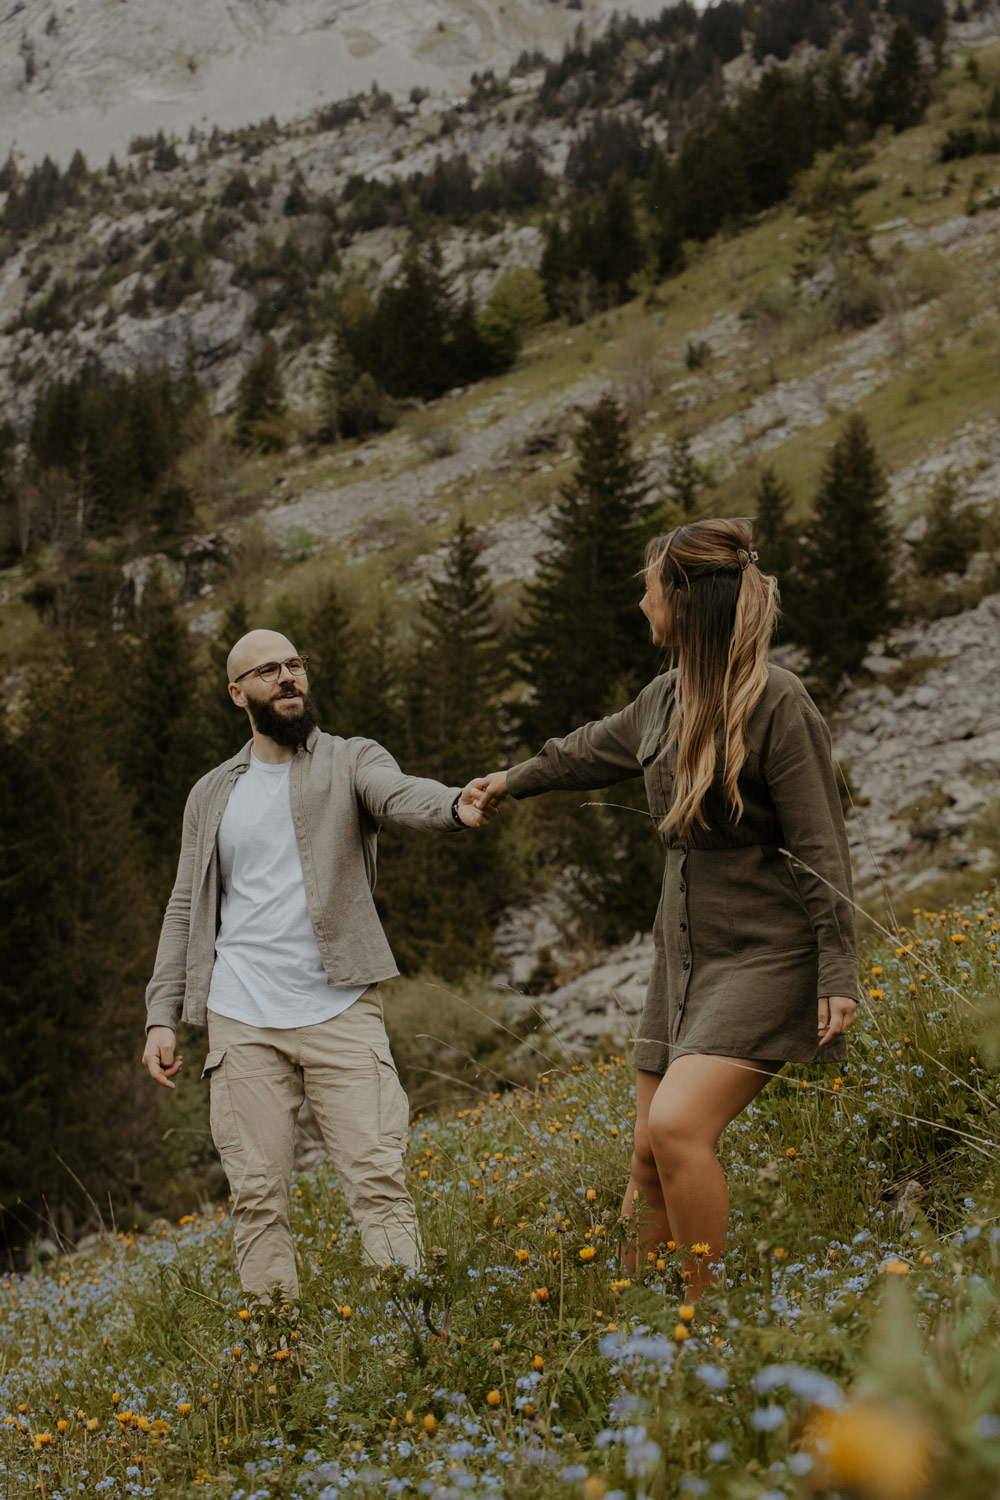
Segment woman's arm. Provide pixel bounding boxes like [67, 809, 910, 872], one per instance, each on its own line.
[504, 694, 649, 800]
[764, 686, 859, 1005]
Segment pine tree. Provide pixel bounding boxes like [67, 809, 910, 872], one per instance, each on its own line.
[370, 242, 454, 399]
[912, 470, 981, 577]
[415, 516, 505, 784]
[0, 642, 159, 1251]
[539, 218, 574, 312]
[794, 413, 896, 684]
[234, 337, 287, 451]
[592, 173, 645, 302]
[376, 520, 509, 977]
[201, 596, 252, 765]
[517, 395, 660, 743]
[753, 465, 801, 639]
[337, 605, 404, 747]
[664, 434, 706, 517]
[303, 581, 351, 730]
[870, 21, 930, 132]
[116, 572, 211, 901]
[753, 465, 796, 579]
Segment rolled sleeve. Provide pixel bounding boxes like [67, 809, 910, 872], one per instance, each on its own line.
[765, 690, 859, 1001]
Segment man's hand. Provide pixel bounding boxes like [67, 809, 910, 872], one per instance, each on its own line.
[455, 779, 504, 829]
[142, 1026, 183, 1089]
[818, 995, 857, 1047]
[471, 770, 508, 815]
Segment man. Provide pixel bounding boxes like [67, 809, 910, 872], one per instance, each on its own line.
[142, 628, 496, 1299]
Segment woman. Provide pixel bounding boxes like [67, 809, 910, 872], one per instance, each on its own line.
[475, 517, 858, 1297]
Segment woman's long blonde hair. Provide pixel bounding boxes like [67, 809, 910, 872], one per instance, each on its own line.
[646, 517, 779, 836]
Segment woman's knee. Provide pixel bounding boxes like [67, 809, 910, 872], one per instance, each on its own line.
[647, 1111, 707, 1176]
[629, 1127, 661, 1186]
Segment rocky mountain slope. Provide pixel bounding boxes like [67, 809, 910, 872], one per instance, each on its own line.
[1, 11, 999, 1004]
[0, 0, 668, 168]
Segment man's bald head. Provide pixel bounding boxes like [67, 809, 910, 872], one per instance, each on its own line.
[226, 629, 299, 685]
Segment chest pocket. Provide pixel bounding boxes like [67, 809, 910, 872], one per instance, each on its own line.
[639, 729, 672, 823]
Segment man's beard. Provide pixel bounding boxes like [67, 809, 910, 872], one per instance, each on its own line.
[246, 687, 320, 748]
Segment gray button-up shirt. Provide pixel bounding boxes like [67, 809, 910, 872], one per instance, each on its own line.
[145, 728, 460, 1032]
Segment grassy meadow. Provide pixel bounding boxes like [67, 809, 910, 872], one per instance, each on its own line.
[3, 894, 1000, 1500]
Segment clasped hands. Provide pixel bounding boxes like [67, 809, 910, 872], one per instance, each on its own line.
[455, 770, 509, 828]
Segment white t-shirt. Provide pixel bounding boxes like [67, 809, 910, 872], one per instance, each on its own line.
[206, 752, 366, 1029]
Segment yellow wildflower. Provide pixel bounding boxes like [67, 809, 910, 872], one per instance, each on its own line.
[804, 1401, 931, 1499]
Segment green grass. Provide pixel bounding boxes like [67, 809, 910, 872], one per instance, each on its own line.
[3, 893, 1000, 1498]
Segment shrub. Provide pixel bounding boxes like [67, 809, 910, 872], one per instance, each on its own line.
[912, 469, 982, 577]
[477, 266, 549, 366]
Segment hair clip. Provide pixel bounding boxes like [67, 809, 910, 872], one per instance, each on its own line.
[737, 548, 759, 569]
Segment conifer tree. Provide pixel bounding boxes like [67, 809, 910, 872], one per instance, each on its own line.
[753, 464, 796, 580]
[234, 337, 287, 451]
[303, 581, 351, 730]
[0, 642, 159, 1250]
[337, 605, 404, 747]
[415, 516, 505, 784]
[794, 413, 895, 684]
[201, 595, 252, 765]
[912, 470, 980, 577]
[664, 434, 706, 517]
[517, 395, 660, 743]
[377, 519, 509, 977]
[116, 572, 211, 901]
[870, 21, 930, 132]
[592, 173, 645, 300]
[371, 242, 454, 399]
[753, 464, 801, 638]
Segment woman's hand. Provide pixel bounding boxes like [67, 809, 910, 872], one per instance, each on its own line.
[456, 779, 501, 828]
[818, 995, 857, 1046]
[473, 770, 508, 813]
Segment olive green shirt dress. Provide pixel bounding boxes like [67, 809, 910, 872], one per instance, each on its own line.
[505, 665, 858, 1074]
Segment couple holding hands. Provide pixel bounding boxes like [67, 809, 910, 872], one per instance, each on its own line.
[143, 515, 857, 1303]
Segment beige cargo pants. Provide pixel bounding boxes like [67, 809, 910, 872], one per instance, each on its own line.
[203, 988, 419, 1299]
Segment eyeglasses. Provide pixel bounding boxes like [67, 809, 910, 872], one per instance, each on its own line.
[232, 655, 310, 685]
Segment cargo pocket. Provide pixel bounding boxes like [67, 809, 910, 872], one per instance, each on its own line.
[202, 1048, 243, 1156]
[371, 1045, 409, 1147]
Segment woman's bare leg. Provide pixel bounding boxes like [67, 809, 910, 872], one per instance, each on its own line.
[621, 1069, 673, 1273]
[647, 1053, 781, 1298]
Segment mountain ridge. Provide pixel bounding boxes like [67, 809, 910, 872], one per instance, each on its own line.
[0, 0, 669, 168]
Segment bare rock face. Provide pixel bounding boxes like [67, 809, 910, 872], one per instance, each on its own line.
[1, 0, 668, 168]
[835, 593, 1000, 900]
[505, 932, 654, 1061]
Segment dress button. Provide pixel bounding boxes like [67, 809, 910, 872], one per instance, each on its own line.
[679, 883, 686, 893]
[682, 959, 690, 971]
[679, 922, 687, 932]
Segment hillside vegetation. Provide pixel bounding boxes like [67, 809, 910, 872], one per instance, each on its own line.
[1, 898, 1000, 1498]
[1, 0, 1000, 1258]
